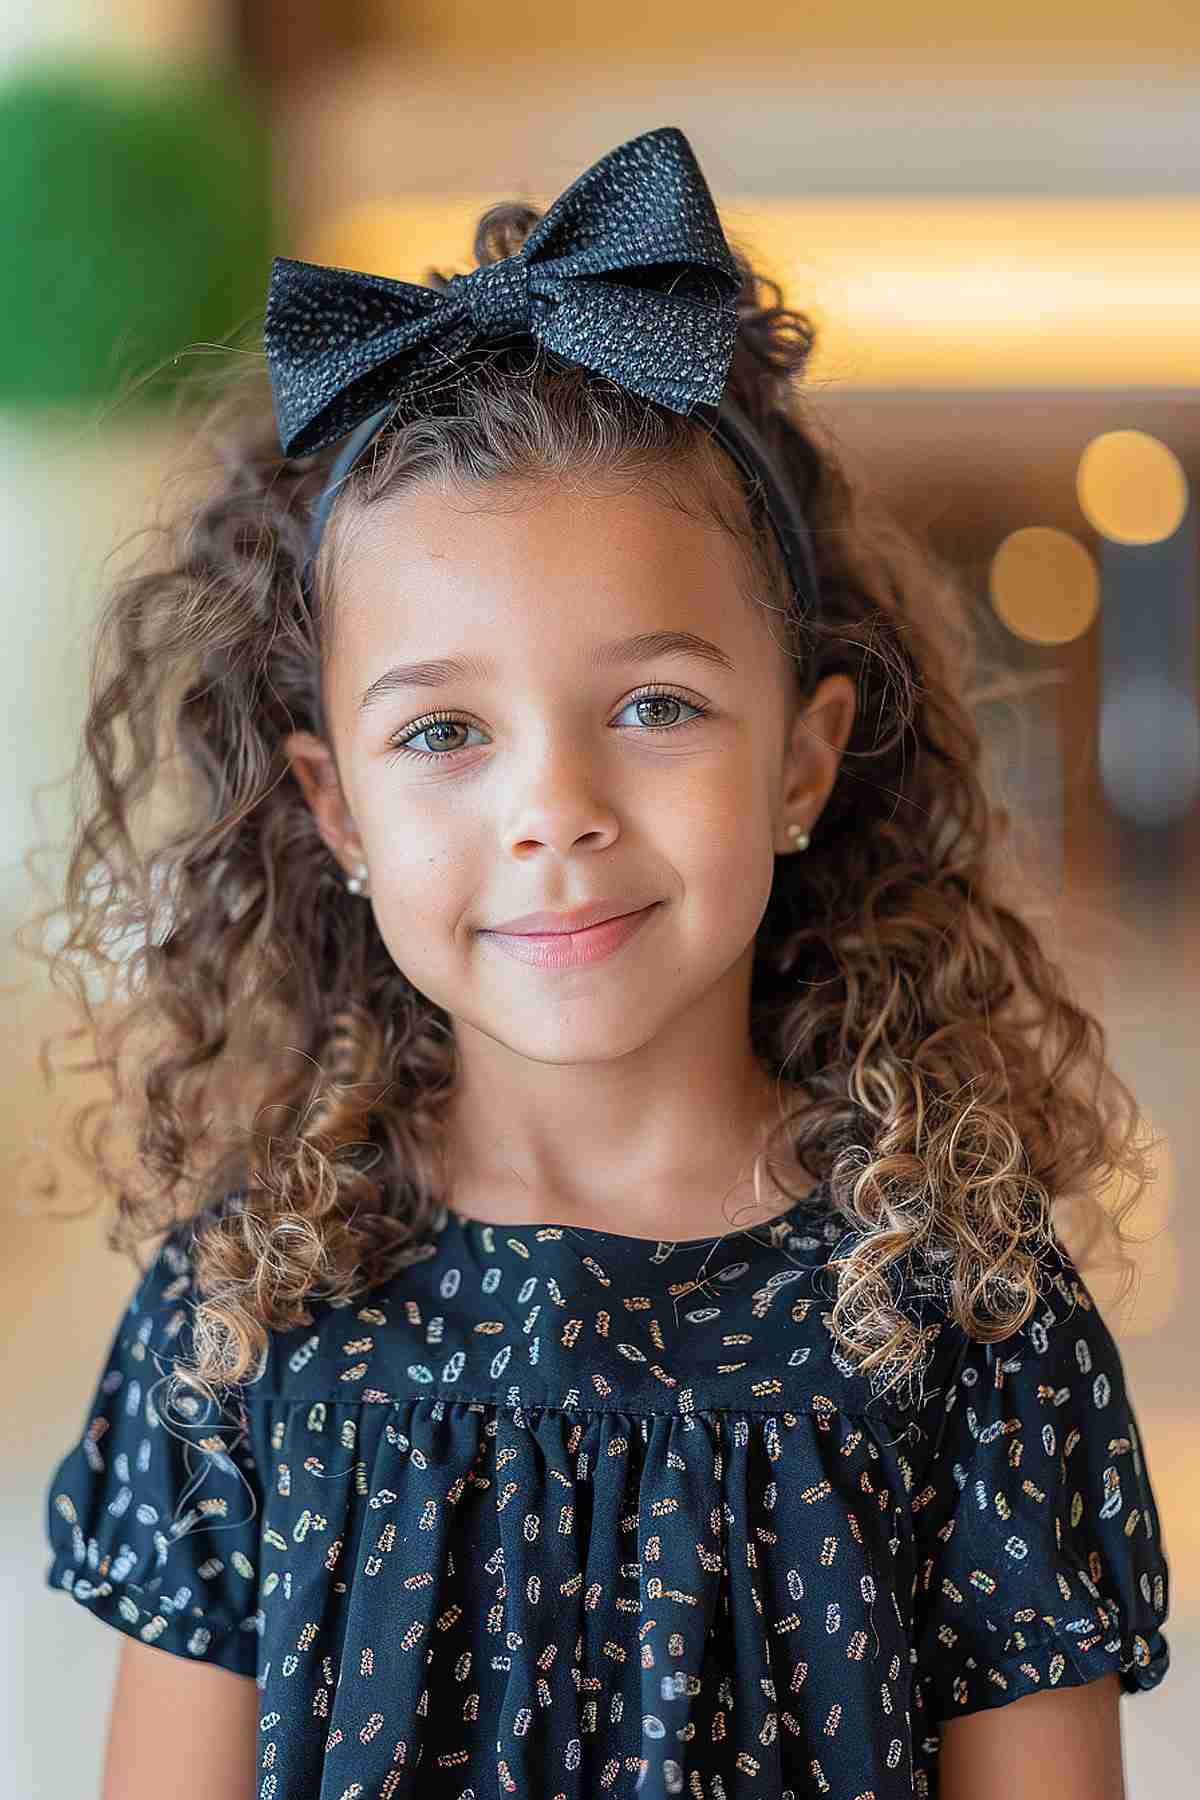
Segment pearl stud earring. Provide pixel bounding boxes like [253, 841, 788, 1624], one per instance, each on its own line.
[786, 824, 810, 851]
[345, 859, 370, 895]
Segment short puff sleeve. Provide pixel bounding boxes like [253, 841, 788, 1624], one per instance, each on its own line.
[909, 1230, 1171, 1726]
[43, 1217, 264, 1676]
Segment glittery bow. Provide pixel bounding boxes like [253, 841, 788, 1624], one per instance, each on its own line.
[263, 125, 745, 460]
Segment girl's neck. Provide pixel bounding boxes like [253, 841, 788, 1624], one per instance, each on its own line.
[441, 1079, 816, 1239]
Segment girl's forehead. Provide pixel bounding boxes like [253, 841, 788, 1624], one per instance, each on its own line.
[330, 479, 759, 661]
[344, 469, 727, 563]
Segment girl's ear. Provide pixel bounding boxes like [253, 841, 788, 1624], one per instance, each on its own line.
[778, 672, 858, 829]
[282, 730, 364, 873]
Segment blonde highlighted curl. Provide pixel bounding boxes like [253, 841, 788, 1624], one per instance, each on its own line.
[21, 198, 1157, 1420]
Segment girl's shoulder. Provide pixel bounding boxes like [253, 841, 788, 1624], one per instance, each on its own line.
[911, 1224, 1122, 1376]
[904, 1222, 1157, 1483]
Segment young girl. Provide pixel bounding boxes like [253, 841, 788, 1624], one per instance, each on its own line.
[38, 126, 1170, 1799]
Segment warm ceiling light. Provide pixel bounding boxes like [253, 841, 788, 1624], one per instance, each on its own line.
[305, 197, 1200, 388]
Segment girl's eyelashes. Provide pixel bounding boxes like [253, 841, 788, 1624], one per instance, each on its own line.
[384, 684, 713, 765]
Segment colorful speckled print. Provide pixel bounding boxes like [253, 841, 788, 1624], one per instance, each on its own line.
[44, 1184, 1170, 1798]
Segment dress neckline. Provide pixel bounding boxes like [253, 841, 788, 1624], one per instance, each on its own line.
[446, 1174, 832, 1251]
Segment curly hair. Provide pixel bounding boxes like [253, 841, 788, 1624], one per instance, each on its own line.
[21, 196, 1158, 1417]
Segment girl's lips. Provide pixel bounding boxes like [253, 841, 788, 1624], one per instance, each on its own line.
[480, 902, 661, 968]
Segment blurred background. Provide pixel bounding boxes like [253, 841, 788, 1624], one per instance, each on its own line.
[4, 3, 1195, 1792]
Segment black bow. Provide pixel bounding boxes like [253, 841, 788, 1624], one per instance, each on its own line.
[263, 125, 744, 460]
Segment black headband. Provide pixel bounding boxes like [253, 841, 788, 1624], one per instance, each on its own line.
[297, 390, 819, 620]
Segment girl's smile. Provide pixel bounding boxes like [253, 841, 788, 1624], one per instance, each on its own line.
[478, 898, 662, 966]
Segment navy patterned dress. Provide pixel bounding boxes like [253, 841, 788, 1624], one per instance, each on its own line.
[43, 1182, 1171, 1798]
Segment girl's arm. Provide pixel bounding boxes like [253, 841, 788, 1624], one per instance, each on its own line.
[938, 1671, 1125, 1800]
[102, 1637, 259, 1800]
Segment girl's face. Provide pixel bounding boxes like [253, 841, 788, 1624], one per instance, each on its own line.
[284, 473, 855, 1074]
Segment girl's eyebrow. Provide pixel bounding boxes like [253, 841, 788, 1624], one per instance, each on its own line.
[356, 630, 736, 715]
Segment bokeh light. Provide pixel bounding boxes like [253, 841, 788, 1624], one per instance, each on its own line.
[1077, 429, 1190, 544]
[988, 525, 1099, 645]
